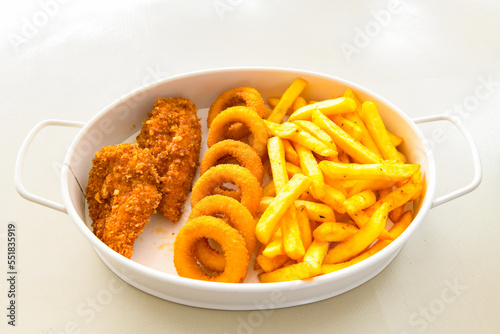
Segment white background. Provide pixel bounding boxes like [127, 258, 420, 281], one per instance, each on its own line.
[2, 0, 499, 333]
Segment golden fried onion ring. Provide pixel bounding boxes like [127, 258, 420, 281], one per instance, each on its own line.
[190, 164, 262, 216]
[200, 139, 264, 183]
[173, 216, 249, 283]
[189, 195, 256, 272]
[207, 106, 268, 158]
[207, 86, 265, 127]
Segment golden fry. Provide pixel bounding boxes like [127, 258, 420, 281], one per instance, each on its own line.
[344, 190, 377, 215]
[256, 174, 312, 244]
[267, 136, 288, 192]
[292, 120, 338, 154]
[296, 205, 313, 251]
[303, 240, 329, 266]
[293, 142, 325, 197]
[324, 202, 390, 264]
[280, 205, 305, 260]
[282, 139, 301, 166]
[347, 179, 397, 197]
[264, 120, 301, 138]
[321, 209, 413, 275]
[259, 261, 320, 283]
[359, 101, 401, 161]
[288, 97, 356, 121]
[319, 160, 420, 181]
[330, 114, 363, 141]
[262, 180, 276, 197]
[313, 222, 359, 242]
[365, 172, 423, 216]
[267, 78, 308, 123]
[292, 96, 307, 112]
[312, 110, 383, 163]
[285, 162, 304, 178]
[257, 197, 336, 222]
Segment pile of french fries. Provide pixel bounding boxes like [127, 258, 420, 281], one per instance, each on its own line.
[255, 78, 423, 283]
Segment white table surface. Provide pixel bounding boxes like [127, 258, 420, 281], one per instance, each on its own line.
[2, 0, 499, 333]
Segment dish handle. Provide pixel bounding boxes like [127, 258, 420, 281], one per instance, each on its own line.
[14, 119, 85, 213]
[413, 114, 482, 208]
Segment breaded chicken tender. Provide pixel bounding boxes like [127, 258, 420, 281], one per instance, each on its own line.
[86, 143, 161, 258]
[136, 97, 202, 223]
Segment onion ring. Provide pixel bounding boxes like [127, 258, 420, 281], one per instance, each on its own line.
[207, 106, 268, 158]
[200, 139, 264, 184]
[189, 195, 256, 272]
[207, 86, 265, 127]
[190, 164, 262, 216]
[173, 216, 249, 283]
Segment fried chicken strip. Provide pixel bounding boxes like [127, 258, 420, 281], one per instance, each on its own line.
[86, 143, 161, 258]
[136, 97, 202, 223]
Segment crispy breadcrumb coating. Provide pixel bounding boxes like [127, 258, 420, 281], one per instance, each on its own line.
[86, 143, 161, 258]
[136, 97, 202, 223]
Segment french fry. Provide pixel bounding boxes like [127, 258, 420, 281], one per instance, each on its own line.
[348, 179, 397, 197]
[313, 222, 359, 242]
[319, 160, 420, 181]
[263, 107, 273, 119]
[259, 261, 320, 283]
[282, 139, 301, 166]
[293, 142, 325, 197]
[389, 204, 405, 222]
[387, 131, 403, 147]
[262, 238, 284, 258]
[280, 205, 305, 260]
[264, 120, 301, 138]
[287, 128, 337, 157]
[344, 190, 377, 215]
[321, 210, 413, 275]
[267, 78, 308, 123]
[312, 184, 346, 214]
[288, 97, 356, 121]
[343, 89, 402, 154]
[330, 114, 363, 141]
[388, 210, 413, 239]
[323, 175, 348, 197]
[259, 239, 328, 283]
[256, 246, 290, 273]
[312, 110, 383, 163]
[324, 202, 390, 264]
[296, 205, 313, 251]
[285, 162, 304, 178]
[359, 101, 401, 161]
[302, 240, 329, 266]
[268, 96, 306, 115]
[267, 137, 288, 192]
[267, 97, 280, 109]
[262, 180, 276, 197]
[292, 96, 307, 112]
[267, 137, 305, 259]
[365, 172, 423, 216]
[257, 197, 336, 222]
[256, 174, 312, 244]
[292, 120, 338, 154]
[348, 209, 392, 240]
